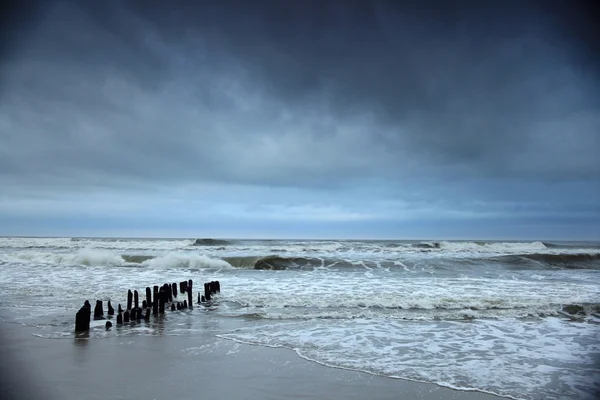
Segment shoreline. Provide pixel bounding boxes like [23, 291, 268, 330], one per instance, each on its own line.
[1, 320, 505, 400]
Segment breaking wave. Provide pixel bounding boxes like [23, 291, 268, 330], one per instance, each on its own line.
[191, 238, 232, 246]
[489, 253, 600, 269]
[3, 250, 600, 271]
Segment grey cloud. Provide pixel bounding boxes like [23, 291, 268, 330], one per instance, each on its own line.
[0, 0, 598, 239]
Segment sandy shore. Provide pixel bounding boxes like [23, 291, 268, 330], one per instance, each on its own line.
[0, 320, 504, 400]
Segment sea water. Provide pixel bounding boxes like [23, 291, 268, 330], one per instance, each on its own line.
[0, 237, 599, 399]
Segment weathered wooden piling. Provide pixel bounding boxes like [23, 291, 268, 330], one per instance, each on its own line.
[130, 308, 137, 320]
[187, 286, 193, 308]
[159, 287, 166, 314]
[74, 300, 91, 332]
[105, 321, 112, 330]
[116, 311, 123, 325]
[127, 290, 133, 310]
[201, 295, 205, 302]
[134, 290, 139, 309]
[197, 293, 201, 304]
[216, 280, 220, 293]
[166, 283, 173, 303]
[146, 287, 152, 307]
[153, 286, 159, 315]
[135, 307, 142, 320]
[188, 279, 193, 291]
[118, 304, 123, 313]
[172, 283, 178, 298]
[171, 303, 176, 311]
[144, 308, 150, 321]
[183, 300, 188, 309]
[204, 283, 211, 301]
[142, 300, 147, 309]
[93, 300, 104, 320]
[107, 301, 115, 316]
[123, 310, 130, 323]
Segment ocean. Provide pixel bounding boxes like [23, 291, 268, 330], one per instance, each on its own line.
[0, 237, 599, 399]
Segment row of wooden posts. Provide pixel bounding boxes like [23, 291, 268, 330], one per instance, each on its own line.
[75, 279, 221, 332]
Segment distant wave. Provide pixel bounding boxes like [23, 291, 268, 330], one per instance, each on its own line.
[223, 255, 330, 270]
[191, 238, 232, 246]
[489, 253, 600, 269]
[411, 242, 441, 249]
[542, 241, 600, 250]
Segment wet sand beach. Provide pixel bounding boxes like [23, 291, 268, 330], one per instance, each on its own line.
[1, 320, 502, 400]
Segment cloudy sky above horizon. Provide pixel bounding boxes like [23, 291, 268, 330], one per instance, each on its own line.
[0, 0, 598, 240]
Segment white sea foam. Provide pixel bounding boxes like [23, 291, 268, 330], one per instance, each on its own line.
[219, 317, 600, 400]
[0, 248, 231, 269]
[141, 253, 231, 269]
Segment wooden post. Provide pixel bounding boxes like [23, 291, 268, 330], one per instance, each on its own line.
[130, 308, 137, 320]
[116, 311, 123, 325]
[74, 300, 91, 332]
[123, 310, 130, 323]
[216, 281, 221, 293]
[135, 307, 142, 320]
[127, 290, 133, 310]
[142, 300, 147, 309]
[146, 287, 152, 307]
[172, 283, 178, 298]
[197, 293, 201, 304]
[153, 286, 159, 315]
[93, 300, 104, 320]
[187, 286, 193, 308]
[167, 283, 173, 303]
[201, 295, 205, 302]
[159, 287, 166, 314]
[204, 283, 211, 301]
[105, 321, 112, 330]
[134, 290, 139, 309]
[171, 303, 176, 311]
[118, 304, 123, 314]
[107, 301, 115, 316]
[180, 281, 187, 296]
[144, 308, 150, 321]
[183, 300, 188, 309]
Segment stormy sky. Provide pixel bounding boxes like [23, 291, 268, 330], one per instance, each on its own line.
[0, 0, 598, 239]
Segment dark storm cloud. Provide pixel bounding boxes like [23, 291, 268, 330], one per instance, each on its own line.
[0, 0, 598, 237]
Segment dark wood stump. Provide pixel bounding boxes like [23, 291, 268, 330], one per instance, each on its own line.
[172, 283, 178, 298]
[93, 300, 104, 320]
[153, 286, 159, 315]
[146, 287, 152, 307]
[107, 301, 115, 316]
[127, 290, 133, 310]
[166, 283, 173, 303]
[74, 301, 91, 332]
[134, 290, 139, 309]
[204, 283, 211, 301]
[159, 287, 166, 314]
[187, 286, 193, 308]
